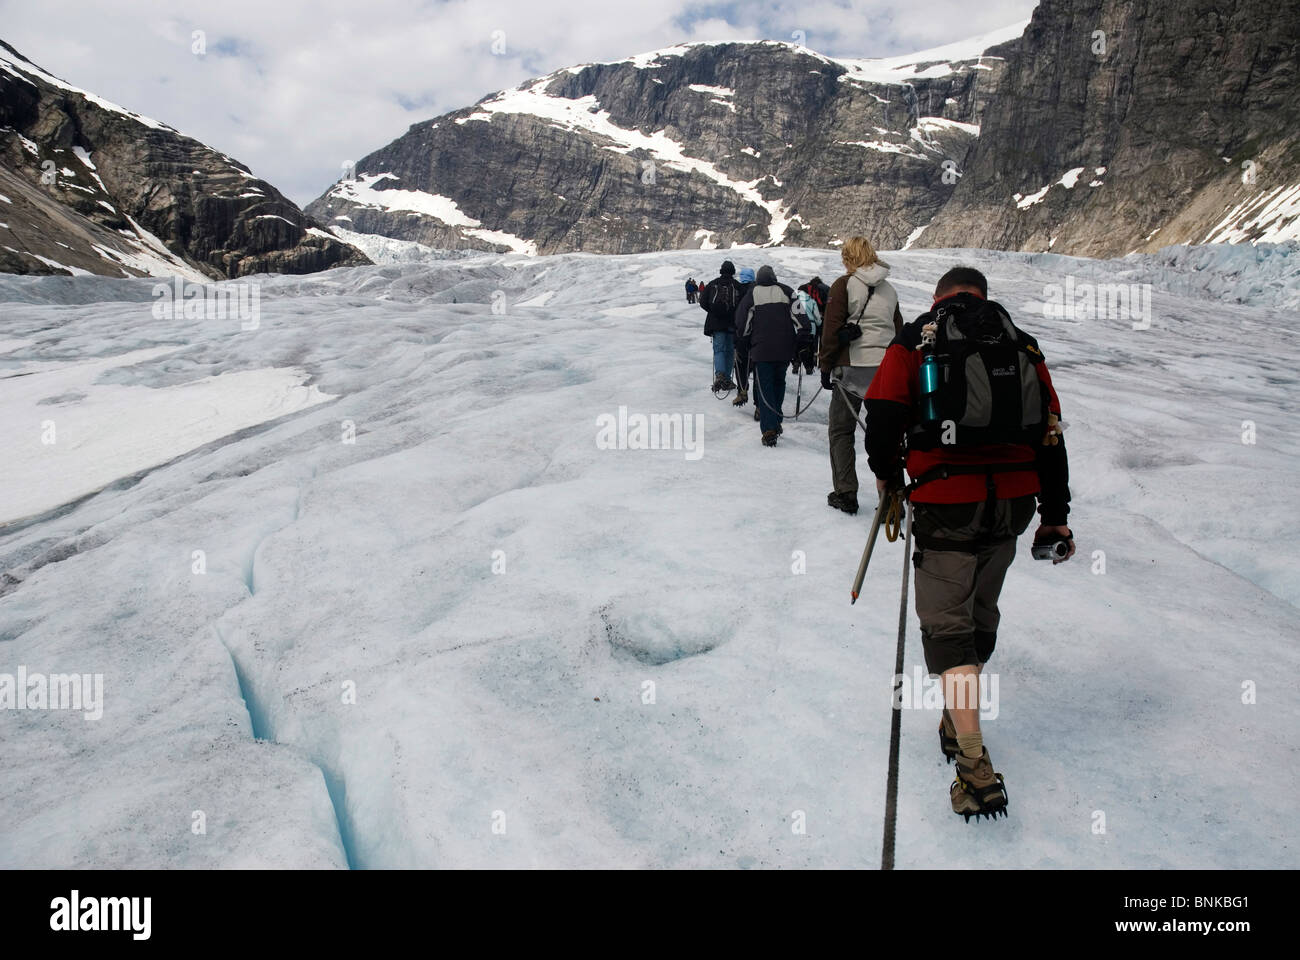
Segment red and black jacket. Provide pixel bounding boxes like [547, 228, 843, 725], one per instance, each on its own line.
[864, 292, 1071, 525]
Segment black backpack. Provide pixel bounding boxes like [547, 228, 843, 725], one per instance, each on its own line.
[908, 298, 1049, 450]
[711, 278, 739, 317]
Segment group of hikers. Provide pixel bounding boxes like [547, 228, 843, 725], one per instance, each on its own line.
[695, 237, 1075, 822]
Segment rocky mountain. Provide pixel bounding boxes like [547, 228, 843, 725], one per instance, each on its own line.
[0, 40, 368, 279]
[307, 24, 1025, 255]
[920, 0, 1300, 256]
[309, 0, 1297, 259]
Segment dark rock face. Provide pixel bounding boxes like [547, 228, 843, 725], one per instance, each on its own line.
[310, 1, 1297, 259]
[917, 0, 1300, 256]
[306, 36, 1018, 255]
[0, 40, 369, 279]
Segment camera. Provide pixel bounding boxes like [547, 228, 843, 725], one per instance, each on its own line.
[836, 323, 863, 347]
[1031, 537, 1071, 561]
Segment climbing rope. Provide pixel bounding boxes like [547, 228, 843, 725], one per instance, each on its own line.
[751, 364, 824, 420]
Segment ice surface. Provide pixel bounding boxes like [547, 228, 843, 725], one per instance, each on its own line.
[0, 245, 1296, 868]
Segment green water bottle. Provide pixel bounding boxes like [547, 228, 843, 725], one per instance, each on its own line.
[919, 324, 941, 423]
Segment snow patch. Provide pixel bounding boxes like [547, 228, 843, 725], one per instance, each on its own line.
[1205, 183, 1300, 245]
[1059, 167, 1086, 189]
[460, 81, 794, 244]
[687, 84, 734, 98]
[831, 20, 1027, 86]
[837, 139, 928, 161]
[901, 223, 929, 250]
[916, 116, 980, 137]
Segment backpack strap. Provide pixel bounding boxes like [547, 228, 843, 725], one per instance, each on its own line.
[847, 275, 876, 323]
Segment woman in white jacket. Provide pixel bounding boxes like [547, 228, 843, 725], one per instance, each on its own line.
[817, 236, 904, 515]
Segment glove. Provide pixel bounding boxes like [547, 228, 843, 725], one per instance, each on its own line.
[873, 467, 904, 496]
[820, 368, 833, 391]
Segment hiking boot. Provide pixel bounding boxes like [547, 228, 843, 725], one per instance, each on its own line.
[732, 388, 747, 406]
[712, 372, 726, 391]
[761, 430, 779, 447]
[827, 491, 859, 515]
[950, 748, 1008, 821]
[939, 710, 959, 764]
[720, 375, 736, 390]
[775, 424, 783, 435]
[753, 406, 761, 421]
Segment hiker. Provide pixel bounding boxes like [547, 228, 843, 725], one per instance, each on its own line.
[697, 261, 744, 392]
[733, 267, 758, 412]
[793, 276, 829, 376]
[863, 265, 1074, 821]
[819, 237, 903, 515]
[685, 278, 698, 304]
[735, 265, 808, 446]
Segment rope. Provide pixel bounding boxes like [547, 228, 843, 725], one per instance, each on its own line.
[832, 379, 870, 433]
[882, 490, 905, 542]
[881, 499, 913, 871]
[751, 361, 824, 420]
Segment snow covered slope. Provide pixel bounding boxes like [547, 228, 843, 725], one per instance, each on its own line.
[1, 247, 1296, 868]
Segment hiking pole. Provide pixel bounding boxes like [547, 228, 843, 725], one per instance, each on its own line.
[850, 493, 890, 603]
[880, 498, 913, 871]
[795, 368, 803, 421]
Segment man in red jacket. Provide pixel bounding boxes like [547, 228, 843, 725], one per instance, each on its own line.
[864, 266, 1074, 821]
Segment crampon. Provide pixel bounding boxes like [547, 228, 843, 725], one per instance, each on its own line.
[950, 749, 1009, 822]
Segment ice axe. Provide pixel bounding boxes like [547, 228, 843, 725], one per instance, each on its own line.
[850, 479, 906, 603]
[850, 493, 889, 603]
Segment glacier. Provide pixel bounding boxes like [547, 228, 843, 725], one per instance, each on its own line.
[0, 244, 1296, 868]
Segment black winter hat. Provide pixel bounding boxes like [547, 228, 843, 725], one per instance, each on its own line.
[719, 260, 735, 276]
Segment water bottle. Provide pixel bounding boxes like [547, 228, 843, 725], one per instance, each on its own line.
[919, 325, 941, 423]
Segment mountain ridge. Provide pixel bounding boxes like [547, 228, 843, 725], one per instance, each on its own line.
[305, 26, 1022, 254]
[306, 0, 1299, 258]
[0, 39, 370, 280]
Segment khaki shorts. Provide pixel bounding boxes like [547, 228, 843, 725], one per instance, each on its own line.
[911, 496, 1036, 674]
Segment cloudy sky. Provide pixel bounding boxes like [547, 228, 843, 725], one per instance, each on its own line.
[1, 0, 1039, 206]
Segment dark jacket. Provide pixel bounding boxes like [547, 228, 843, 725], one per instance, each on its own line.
[734, 266, 807, 363]
[699, 273, 745, 335]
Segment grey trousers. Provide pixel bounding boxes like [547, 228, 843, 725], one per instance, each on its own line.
[828, 366, 876, 496]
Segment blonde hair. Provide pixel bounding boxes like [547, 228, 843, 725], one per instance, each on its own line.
[841, 236, 879, 273]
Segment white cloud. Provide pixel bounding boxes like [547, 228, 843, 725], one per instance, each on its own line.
[0, 0, 1038, 206]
